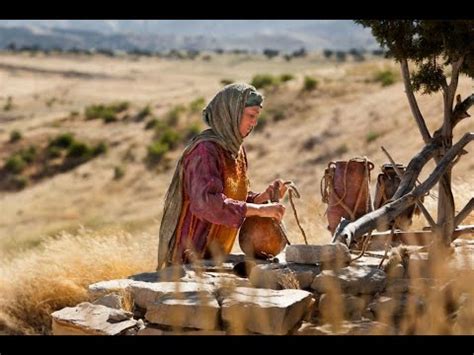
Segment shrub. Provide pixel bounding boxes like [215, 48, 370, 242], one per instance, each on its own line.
[374, 70, 396, 86]
[4, 155, 26, 174]
[10, 130, 22, 143]
[251, 74, 279, 89]
[186, 123, 202, 140]
[84, 102, 128, 122]
[49, 133, 74, 149]
[66, 142, 92, 160]
[10, 175, 28, 190]
[189, 97, 206, 114]
[113, 166, 125, 180]
[366, 131, 380, 143]
[280, 73, 294, 82]
[145, 118, 159, 130]
[46, 146, 62, 159]
[19, 146, 37, 164]
[136, 105, 151, 121]
[159, 128, 181, 149]
[166, 105, 186, 126]
[147, 141, 170, 164]
[4, 96, 13, 111]
[92, 142, 108, 156]
[253, 112, 268, 132]
[272, 110, 286, 122]
[303, 76, 318, 91]
[220, 79, 234, 86]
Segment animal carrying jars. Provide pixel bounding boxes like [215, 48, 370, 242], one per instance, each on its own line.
[321, 157, 374, 235]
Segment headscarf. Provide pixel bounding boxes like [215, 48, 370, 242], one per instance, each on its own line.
[157, 83, 263, 269]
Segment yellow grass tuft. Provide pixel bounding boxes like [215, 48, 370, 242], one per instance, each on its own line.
[0, 227, 156, 334]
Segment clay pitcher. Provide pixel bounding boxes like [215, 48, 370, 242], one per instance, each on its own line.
[322, 157, 374, 235]
[238, 183, 288, 259]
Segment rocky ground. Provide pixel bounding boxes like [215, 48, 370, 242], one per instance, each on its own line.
[51, 240, 474, 335]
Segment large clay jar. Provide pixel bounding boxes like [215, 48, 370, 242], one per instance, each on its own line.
[374, 163, 420, 230]
[238, 184, 287, 259]
[323, 157, 374, 235]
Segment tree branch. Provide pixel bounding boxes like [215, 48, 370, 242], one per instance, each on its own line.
[453, 198, 474, 227]
[443, 56, 465, 137]
[452, 93, 474, 127]
[400, 58, 432, 144]
[380, 146, 437, 230]
[392, 139, 442, 199]
[334, 132, 474, 245]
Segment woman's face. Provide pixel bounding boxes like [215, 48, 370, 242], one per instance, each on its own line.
[239, 106, 262, 138]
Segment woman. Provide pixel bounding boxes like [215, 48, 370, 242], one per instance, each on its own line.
[157, 83, 287, 270]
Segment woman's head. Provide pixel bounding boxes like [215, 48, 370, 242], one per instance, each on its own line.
[202, 83, 264, 150]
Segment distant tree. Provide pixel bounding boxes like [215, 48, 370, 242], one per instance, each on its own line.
[335, 51, 347, 62]
[263, 49, 279, 59]
[334, 20, 474, 248]
[292, 47, 307, 58]
[323, 49, 333, 59]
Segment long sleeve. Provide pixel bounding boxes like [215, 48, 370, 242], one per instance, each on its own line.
[183, 142, 247, 228]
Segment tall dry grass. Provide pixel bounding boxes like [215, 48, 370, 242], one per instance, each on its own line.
[0, 227, 156, 334]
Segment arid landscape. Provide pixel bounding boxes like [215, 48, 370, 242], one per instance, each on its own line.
[0, 49, 472, 334]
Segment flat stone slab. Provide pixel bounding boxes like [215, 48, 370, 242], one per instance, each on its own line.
[88, 279, 135, 298]
[138, 326, 226, 335]
[296, 320, 394, 335]
[220, 287, 314, 335]
[180, 271, 251, 288]
[129, 281, 215, 309]
[285, 243, 351, 269]
[145, 291, 220, 330]
[249, 263, 321, 290]
[311, 266, 386, 295]
[51, 302, 136, 335]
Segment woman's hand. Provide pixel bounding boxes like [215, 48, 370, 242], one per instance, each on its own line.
[255, 179, 288, 203]
[246, 203, 286, 222]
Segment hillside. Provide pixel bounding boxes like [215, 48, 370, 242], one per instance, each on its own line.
[0, 51, 472, 257]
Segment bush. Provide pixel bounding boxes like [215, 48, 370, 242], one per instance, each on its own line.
[220, 79, 234, 86]
[366, 131, 380, 143]
[166, 105, 186, 126]
[159, 128, 181, 149]
[189, 97, 206, 114]
[251, 74, 279, 89]
[10, 175, 28, 190]
[92, 142, 108, 156]
[147, 141, 170, 165]
[303, 76, 318, 91]
[49, 133, 74, 149]
[136, 105, 151, 121]
[272, 110, 286, 122]
[4, 155, 26, 174]
[280, 73, 294, 82]
[10, 130, 22, 143]
[66, 142, 92, 160]
[46, 146, 62, 159]
[374, 70, 396, 86]
[3, 96, 13, 111]
[19, 146, 37, 163]
[186, 123, 202, 140]
[113, 166, 125, 180]
[253, 112, 268, 132]
[84, 102, 129, 122]
[145, 118, 159, 130]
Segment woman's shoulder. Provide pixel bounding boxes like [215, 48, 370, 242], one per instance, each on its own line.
[185, 140, 222, 160]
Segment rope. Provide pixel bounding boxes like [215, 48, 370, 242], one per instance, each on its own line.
[284, 181, 309, 245]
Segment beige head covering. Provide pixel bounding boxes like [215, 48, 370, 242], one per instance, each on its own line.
[157, 83, 262, 269]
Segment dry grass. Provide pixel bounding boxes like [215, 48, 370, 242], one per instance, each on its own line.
[0, 227, 156, 334]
